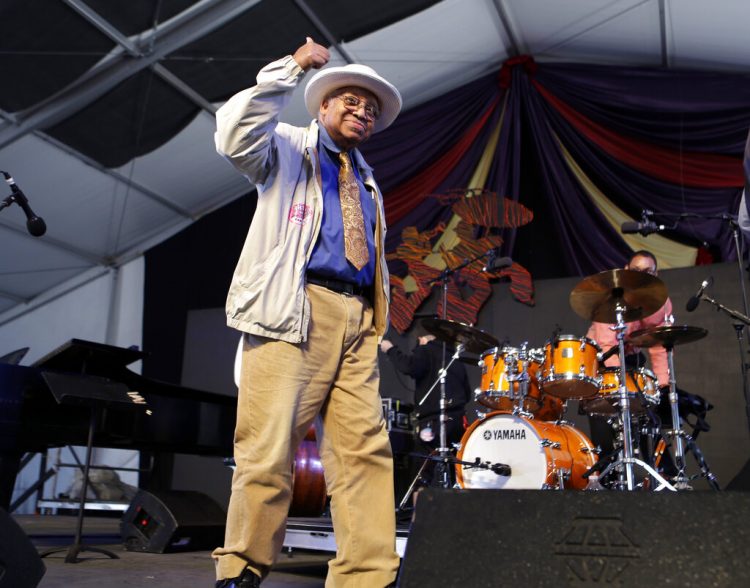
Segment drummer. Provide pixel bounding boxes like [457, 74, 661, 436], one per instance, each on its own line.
[380, 330, 471, 450]
[587, 250, 671, 386]
[585, 250, 673, 462]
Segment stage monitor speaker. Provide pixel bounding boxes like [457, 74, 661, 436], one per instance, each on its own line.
[0, 508, 45, 588]
[726, 458, 750, 491]
[398, 488, 750, 587]
[120, 489, 226, 553]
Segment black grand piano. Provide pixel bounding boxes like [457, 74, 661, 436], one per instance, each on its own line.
[0, 338, 237, 510]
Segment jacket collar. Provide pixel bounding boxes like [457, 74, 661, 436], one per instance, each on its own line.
[307, 120, 374, 177]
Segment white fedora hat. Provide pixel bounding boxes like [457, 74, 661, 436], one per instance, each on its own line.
[304, 64, 402, 133]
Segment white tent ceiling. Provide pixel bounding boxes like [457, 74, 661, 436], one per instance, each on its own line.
[2, 0, 749, 323]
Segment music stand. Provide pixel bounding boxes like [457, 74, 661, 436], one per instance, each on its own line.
[38, 371, 149, 563]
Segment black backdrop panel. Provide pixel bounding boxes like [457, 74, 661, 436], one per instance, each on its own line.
[398, 488, 750, 587]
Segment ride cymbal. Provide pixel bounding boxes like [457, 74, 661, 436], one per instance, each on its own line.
[569, 268, 668, 323]
[628, 325, 708, 348]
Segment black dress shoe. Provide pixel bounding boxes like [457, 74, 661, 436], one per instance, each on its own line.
[215, 567, 261, 588]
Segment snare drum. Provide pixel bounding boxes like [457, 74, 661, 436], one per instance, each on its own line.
[581, 367, 660, 417]
[541, 335, 601, 399]
[456, 412, 597, 490]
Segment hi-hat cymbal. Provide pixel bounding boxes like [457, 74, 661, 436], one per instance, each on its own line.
[569, 269, 668, 323]
[421, 318, 499, 355]
[628, 325, 708, 348]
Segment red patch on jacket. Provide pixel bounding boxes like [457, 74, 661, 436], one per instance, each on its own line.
[288, 203, 311, 225]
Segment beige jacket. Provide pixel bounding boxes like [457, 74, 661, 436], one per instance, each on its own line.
[216, 55, 390, 343]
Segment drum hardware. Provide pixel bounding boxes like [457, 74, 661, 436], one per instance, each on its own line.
[598, 343, 619, 363]
[582, 450, 614, 483]
[396, 307, 500, 505]
[683, 434, 721, 490]
[583, 472, 606, 491]
[397, 449, 436, 513]
[461, 457, 512, 477]
[474, 408, 489, 419]
[419, 317, 499, 483]
[397, 450, 511, 512]
[552, 467, 571, 490]
[629, 325, 709, 490]
[478, 344, 566, 420]
[571, 269, 675, 492]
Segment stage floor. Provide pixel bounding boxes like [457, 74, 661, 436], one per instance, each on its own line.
[16, 514, 338, 588]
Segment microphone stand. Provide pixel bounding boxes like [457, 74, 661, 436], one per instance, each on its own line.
[643, 211, 749, 340]
[0, 194, 16, 213]
[699, 293, 750, 438]
[640, 210, 750, 437]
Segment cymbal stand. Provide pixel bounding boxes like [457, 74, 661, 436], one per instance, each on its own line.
[598, 301, 676, 491]
[424, 250, 490, 487]
[663, 344, 690, 489]
[417, 342, 466, 488]
[684, 435, 721, 490]
[508, 344, 532, 417]
[397, 449, 437, 512]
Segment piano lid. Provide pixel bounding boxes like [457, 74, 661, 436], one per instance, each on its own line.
[32, 338, 147, 373]
[0, 347, 29, 365]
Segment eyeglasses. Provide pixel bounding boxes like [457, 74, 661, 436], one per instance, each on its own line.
[628, 264, 656, 276]
[335, 94, 380, 122]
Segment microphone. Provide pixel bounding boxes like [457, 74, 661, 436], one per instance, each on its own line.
[2, 172, 46, 236]
[686, 276, 713, 312]
[621, 220, 663, 236]
[483, 247, 513, 272]
[491, 462, 511, 476]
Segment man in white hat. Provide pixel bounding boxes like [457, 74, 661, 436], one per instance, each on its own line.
[212, 38, 402, 588]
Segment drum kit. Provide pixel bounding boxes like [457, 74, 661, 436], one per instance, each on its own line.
[405, 267, 715, 496]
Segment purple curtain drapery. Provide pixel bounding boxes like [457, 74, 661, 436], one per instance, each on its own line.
[361, 58, 750, 279]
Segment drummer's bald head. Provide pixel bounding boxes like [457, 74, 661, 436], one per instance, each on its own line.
[627, 250, 658, 275]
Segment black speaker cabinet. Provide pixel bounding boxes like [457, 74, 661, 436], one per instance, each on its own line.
[0, 508, 45, 588]
[398, 488, 750, 587]
[120, 489, 226, 553]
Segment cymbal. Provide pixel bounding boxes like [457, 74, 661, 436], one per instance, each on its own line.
[569, 269, 668, 323]
[421, 318, 499, 355]
[628, 325, 708, 348]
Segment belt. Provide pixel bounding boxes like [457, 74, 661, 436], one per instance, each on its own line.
[306, 274, 368, 297]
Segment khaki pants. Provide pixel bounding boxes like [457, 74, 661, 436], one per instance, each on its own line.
[213, 284, 399, 587]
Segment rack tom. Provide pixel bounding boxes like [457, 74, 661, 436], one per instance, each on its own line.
[541, 335, 601, 399]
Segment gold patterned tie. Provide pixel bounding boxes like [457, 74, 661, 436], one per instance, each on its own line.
[338, 151, 369, 271]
